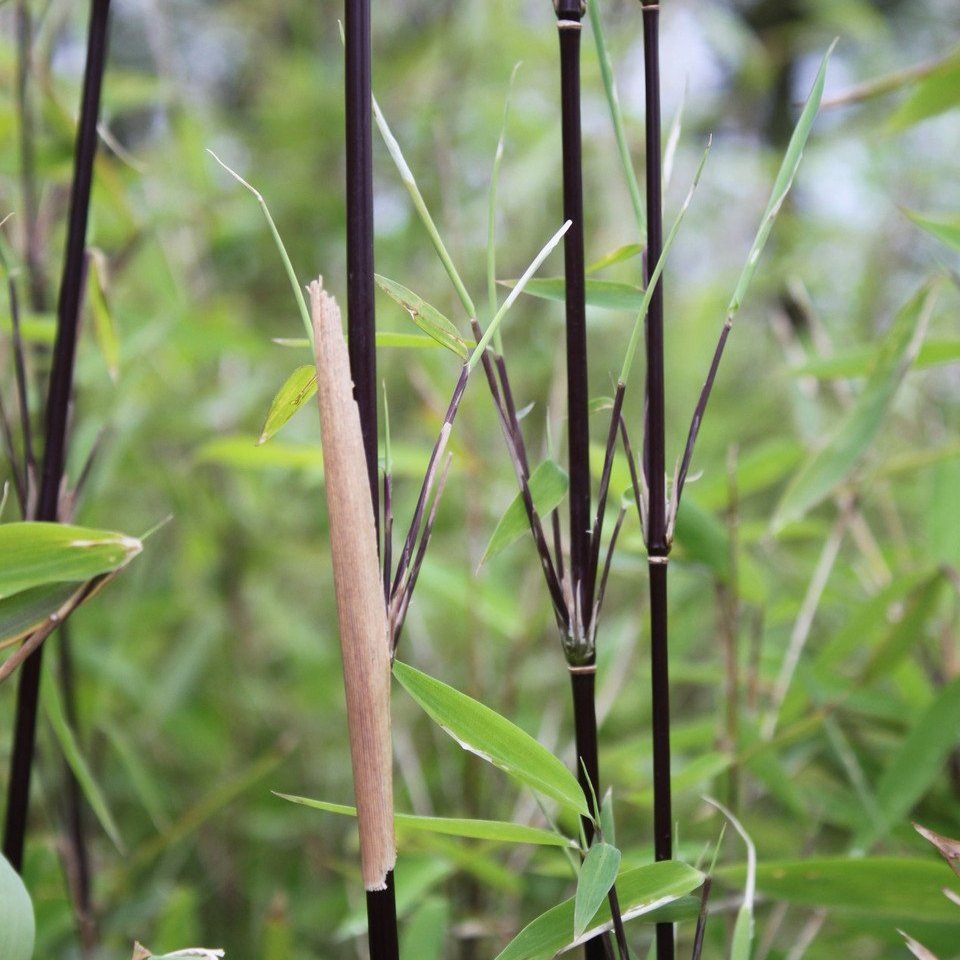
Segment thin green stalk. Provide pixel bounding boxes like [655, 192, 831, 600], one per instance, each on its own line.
[588, 0, 645, 239]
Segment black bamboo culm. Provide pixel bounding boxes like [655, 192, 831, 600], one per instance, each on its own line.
[555, 4, 609, 959]
[4, 0, 112, 874]
[344, 0, 398, 954]
[640, 3, 675, 959]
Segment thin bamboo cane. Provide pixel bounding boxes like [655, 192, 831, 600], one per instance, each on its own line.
[4, 0, 112, 875]
[640, 3, 675, 958]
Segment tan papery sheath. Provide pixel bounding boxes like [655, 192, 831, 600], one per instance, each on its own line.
[310, 279, 395, 891]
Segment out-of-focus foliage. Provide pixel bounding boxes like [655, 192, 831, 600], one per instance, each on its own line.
[1, 0, 959, 957]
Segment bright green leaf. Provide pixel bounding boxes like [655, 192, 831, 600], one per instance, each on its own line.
[258, 365, 317, 445]
[574, 843, 622, 939]
[393, 661, 589, 817]
[0, 852, 34, 960]
[482, 460, 568, 565]
[773, 280, 939, 530]
[0, 523, 142, 600]
[376, 275, 469, 359]
[276, 794, 574, 848]
[499, 277, 646, 312]
[888, 52, 960, 132]
[494, 861, 704, 960]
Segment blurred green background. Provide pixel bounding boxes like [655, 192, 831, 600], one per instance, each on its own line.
[2, 0, 960, 957]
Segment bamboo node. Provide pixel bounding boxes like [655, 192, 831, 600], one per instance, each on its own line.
[648, 554, 670, 565]
[568, 663, 597, 675]
[557, 20, 583, 30]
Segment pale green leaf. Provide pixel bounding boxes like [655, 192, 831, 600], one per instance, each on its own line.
[853, 675, 960, 851]
[888, 52, 960, 132]
[393, 660, 588, 817]
[586, 244, 644, 275]
[376, 275, 468, 359]
[494, 861, 704, 960]
[599, 789, 615, 847]
[716, 858, 960, 922]
[0, 853, 34, 960]
[42, 672, 124, 853]
[499, 277, 645, 312]
[574, 843, 622, 939]
[904, 209, 960, 252]
[727, 42, 835, 318]
[773, 280, 939, 530]
[258, 366, 317, 445]
[87, 250, 120, 381]
[276, 794, 574, 847]
[0, 523, 142, 600]
[790, 339, 960, 379]
[482, 460, 568, 565]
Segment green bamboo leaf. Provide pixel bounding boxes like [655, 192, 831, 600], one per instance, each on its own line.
[586, 244, 645, 275]
[375, 275, 469, 359]
[482, 460, 568, 565]
[87, 249, 120, 382]
[0, 523, 142, 600]
[393, 660, 588, 817]
[904, 209, 960, 252]
[0, 852, 34, 960]
[773, 280, 939, 530]
[574, 843, 622, 939]
[197, 436, 325, 474]
[276, 794, 574, 848]
[258, 366, 317, 445]
[42, 672, 124, 853]
[790, 339, 960, 379]
[853, 675, 960, 852]
[888, 51, 960, 132]
[0, 581, 83, 645]
[273, 333, 450, 350]
[499, 277, 645, 312]
[494, 861, 704, 960]
[715, 858, 960, 923]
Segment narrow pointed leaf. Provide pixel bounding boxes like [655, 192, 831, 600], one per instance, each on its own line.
[42, 672, 125, 852]
[276, 794, 574, 847]
[773, 280, 939, 530]
[376, 275, 468, 359]
[393, 660, 588, 817]
[258, 366, 318, 445]
[853, 675, 960, 851]
[574, 843, 622, 938]
[904, 208, 960, 252]
[88, 250, 120, 381]
[599, 789, 615, 847]
[494, 861, 704, 960]
[727, 42, 834, 318]
[790, 339, 960, 379]
[914, 824, 960, 879]
[482, 460, 568, 564]
[0, 853, 34, 960]
[499, 277, 646, 312]
[887, 51, 960, 132]
[0, 523, 142, 599]
[586, 244, 644, 275]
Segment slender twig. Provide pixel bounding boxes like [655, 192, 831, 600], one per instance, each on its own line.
[587, 384, 626, 601]
[5, 0, 113, 875]
[690, 877, 713, 960]
[640, 4, 674, 958]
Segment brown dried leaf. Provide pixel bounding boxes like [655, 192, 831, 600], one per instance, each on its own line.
[914, 822, 960, 879]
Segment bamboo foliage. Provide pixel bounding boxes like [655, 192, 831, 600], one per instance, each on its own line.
[310, 280, 395, 892]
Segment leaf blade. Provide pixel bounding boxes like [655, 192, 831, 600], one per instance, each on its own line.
[258, 365, 318, 445]
[574, 843, 622, 939]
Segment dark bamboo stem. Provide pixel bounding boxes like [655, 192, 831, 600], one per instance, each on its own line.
[344, 1, 396, 952]
[641, 3, 674, 958]
[4, 0, 112, 875]
[556, 0, 592, 630]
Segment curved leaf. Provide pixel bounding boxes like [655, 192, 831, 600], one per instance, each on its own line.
[0, 581, 83, 645]
[376, 275, 468, 359]
[258, 365, 317, 445]
[0, 853, 34, 960]
[393, 661, 588, 817]
[482, 460, 568, 565]
[494, 861, 704, 960]
[0, 523, 142, 600]
[574, 843, 621, 939]
[499, 277, 645, 312]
